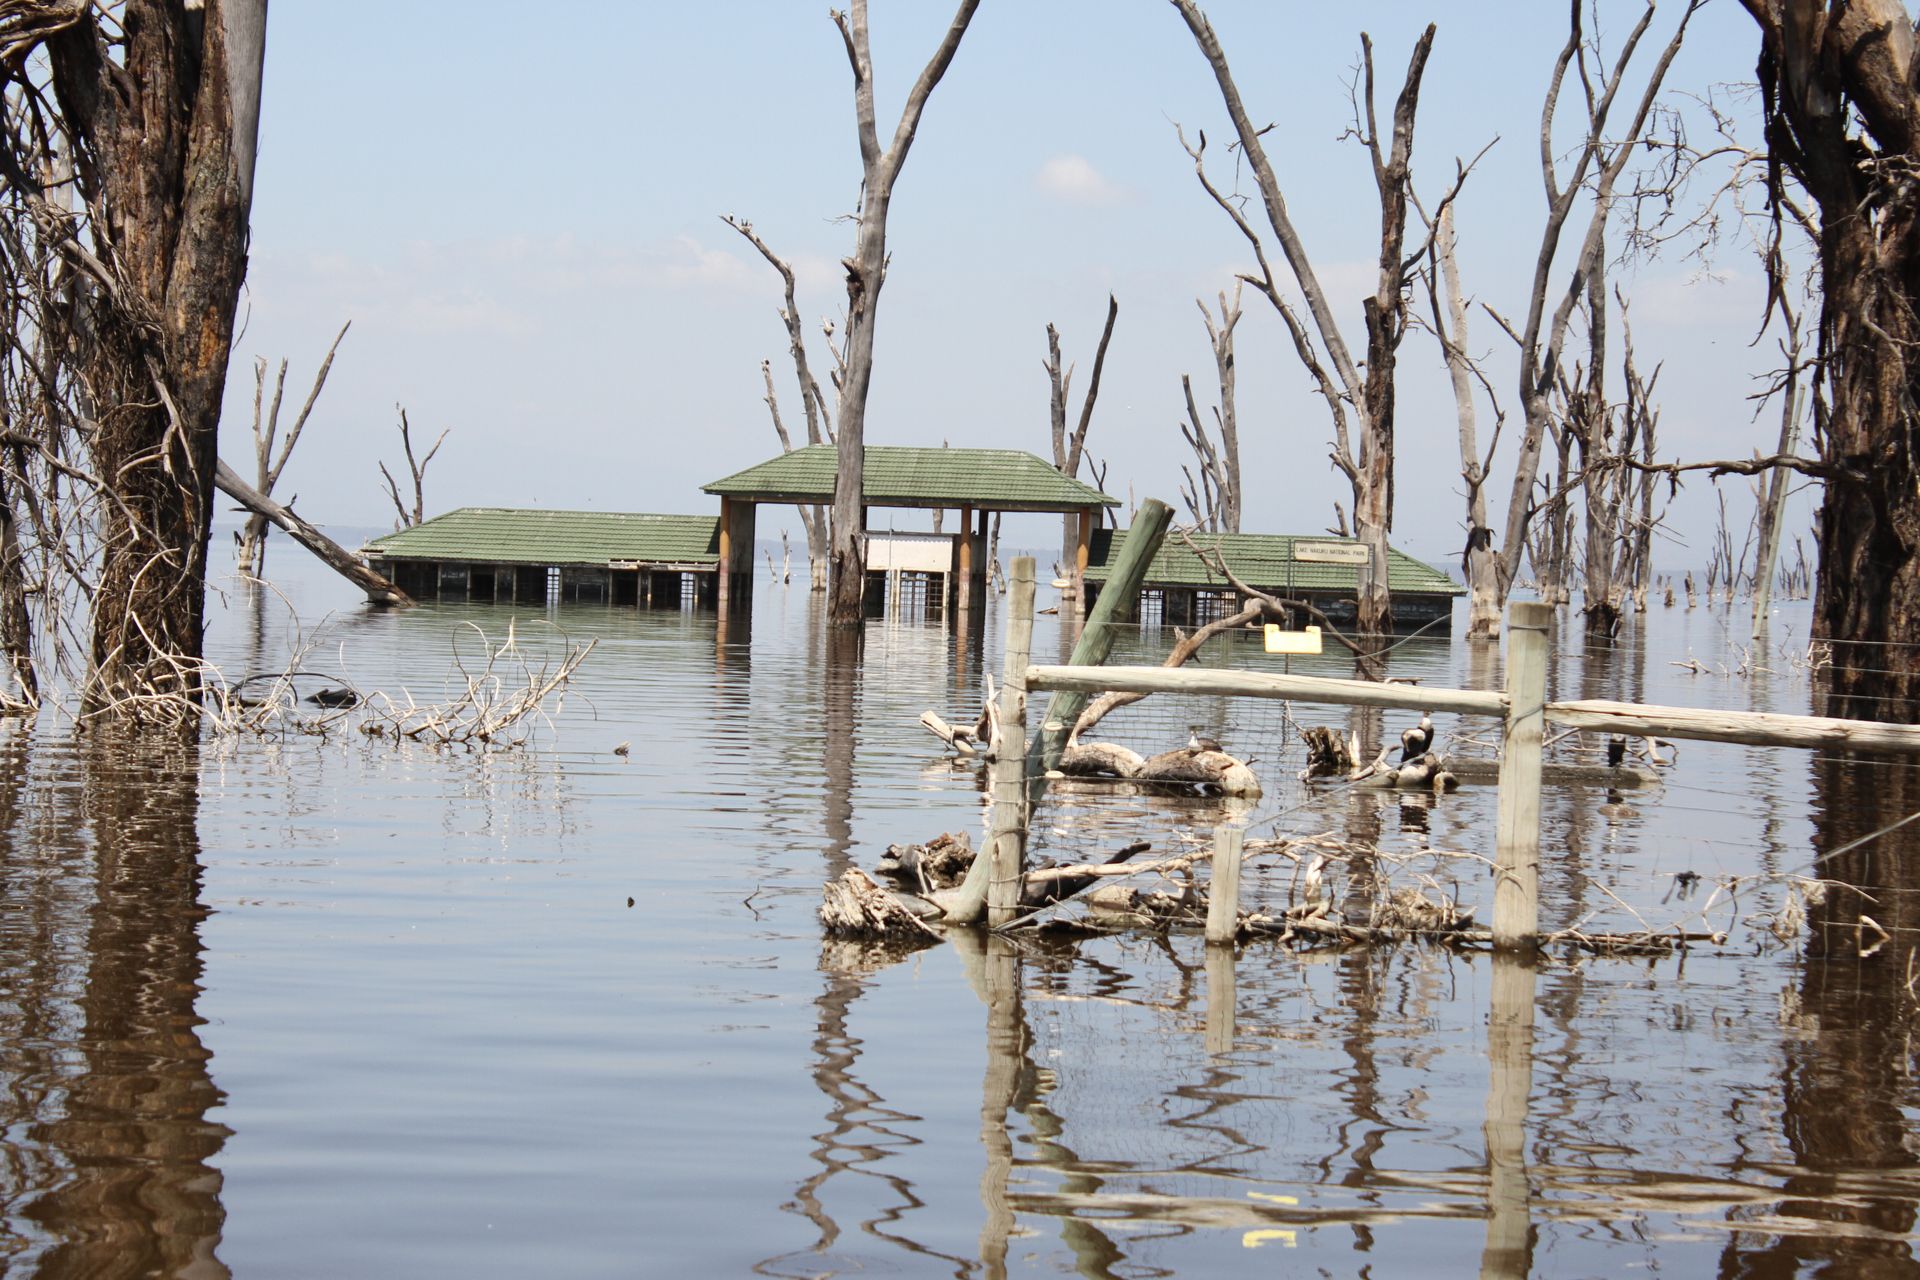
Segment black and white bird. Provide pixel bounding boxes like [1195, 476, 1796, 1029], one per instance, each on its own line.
[1606, 735, 1627, 769]
[1398, 711, 1434, 763]
[1188, 728, 1224, 755]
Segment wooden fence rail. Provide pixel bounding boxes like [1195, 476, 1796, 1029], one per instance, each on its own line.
[1017, 599, 1920, 950]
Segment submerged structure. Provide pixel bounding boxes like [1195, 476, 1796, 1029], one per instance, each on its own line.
[701, 445, 1118, 612]
[1084, 529, 1463, 628]
[363, 509, 723, 606]
[359, 455, 1462, 630]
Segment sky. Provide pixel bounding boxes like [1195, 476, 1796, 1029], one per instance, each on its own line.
[220, 0, 1817, 573]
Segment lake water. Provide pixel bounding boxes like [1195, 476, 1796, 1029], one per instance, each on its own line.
[3, 540, 1917, 1277]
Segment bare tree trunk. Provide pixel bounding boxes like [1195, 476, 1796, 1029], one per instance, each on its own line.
[1574, 274, 1622, 637]
[1046, 294, 1119, 583]
[17, 0, 271, 717]
[378, 407, 447, 530]
[1178, 285, 1244, 533]
[237, 322, 349, 579]
[1424, 203, 1503, 639]
[216, 462, 410, 606]
[828, 0, 981, 627]
[1740, 0, 1920, 720]
[1496, 2, 1699, 621]
[1172, 5, 1436, 640]
[725, 216, 832, 591]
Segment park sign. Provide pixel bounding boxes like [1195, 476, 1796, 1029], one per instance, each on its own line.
[1292, 540, 1370, 565]
[1264, 624, 1323, 655]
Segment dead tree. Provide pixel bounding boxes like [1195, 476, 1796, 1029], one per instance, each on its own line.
[1045, 293, 1119, 591]
[1178, 284, 1243, 533]
[379, 408, 448, 531]
[1493, 1, 1700, 631]
[826, 0, 981, 627]
[723, 215, 832, 591]
[237, 322, 349, 579]
[0, 0, 269, 719]
[1739, 0, 1920, 720]
[1421, 201, 1503, 638]
[1172, 5, 1437, 639]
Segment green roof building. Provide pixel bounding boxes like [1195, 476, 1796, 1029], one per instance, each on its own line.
[1084, 528, 1463, 630]
[702, 445, 1118, 614]
[363, 508, 722, 607]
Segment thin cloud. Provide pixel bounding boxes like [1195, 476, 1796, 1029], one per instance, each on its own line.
[1036, 154, 1129, 207]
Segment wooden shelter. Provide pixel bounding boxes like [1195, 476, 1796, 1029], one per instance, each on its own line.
[1083, 528, 1464, 629]
[362, 508, 721, 607]
[701, 445, 1119, 614]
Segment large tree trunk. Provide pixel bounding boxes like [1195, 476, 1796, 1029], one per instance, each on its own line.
[1741, 0, 1920, 721]
[828, 0, 980, 627]
[42, 1, 267, 717]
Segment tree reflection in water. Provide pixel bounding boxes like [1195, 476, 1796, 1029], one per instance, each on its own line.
[0, 728, 229, 1276]
[1718, 748, 1920, 1276]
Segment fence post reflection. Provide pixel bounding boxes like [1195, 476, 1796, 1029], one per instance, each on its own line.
[1480, 953, 1536, 1279]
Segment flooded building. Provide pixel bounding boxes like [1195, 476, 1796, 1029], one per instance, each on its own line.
[1084, 528, 1464, 629]
[702, 444, 1119, 614]
[362, 508, 724, 606]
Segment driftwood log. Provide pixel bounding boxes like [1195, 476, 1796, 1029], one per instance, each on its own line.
[1054, 741, 1261, 796]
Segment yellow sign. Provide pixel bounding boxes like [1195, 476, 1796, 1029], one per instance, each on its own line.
[1264, 624, 1322, 655]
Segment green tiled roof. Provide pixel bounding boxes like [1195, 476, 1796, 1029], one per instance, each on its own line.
[363, 509, 719, 567]
[703, 445, 1117, 512]
[1084, 529, 1464, 596]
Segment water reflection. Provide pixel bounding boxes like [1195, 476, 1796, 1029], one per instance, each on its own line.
[0, 730, 228, 1276]
[1718, 749, 1920, 1274]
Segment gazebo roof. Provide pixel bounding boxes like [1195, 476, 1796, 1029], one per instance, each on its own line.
[1084, 529, 1465, 596]
[702, 445, 1117, 513]
[364, 508, 719, 567]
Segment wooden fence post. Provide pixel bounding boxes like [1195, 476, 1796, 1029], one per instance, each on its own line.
[1204, 823, 1243, 945]
[1493, 601, 1550, 949]
[986, 557, 1036, 928]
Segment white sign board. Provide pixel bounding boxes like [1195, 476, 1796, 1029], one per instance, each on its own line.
[1292, 540, 1370, 566]
[1264, 624, 1323, 655]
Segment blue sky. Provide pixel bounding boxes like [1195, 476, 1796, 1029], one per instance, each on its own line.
[224, 1, 1810, 571]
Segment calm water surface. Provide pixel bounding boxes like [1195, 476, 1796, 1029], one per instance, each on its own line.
[2, 544, 1918, 1277]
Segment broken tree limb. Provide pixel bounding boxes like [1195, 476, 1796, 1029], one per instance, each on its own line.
[214, 459, 411, 606]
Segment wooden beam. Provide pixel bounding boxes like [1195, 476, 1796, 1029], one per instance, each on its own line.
[1493, 601, 1549, 951]
[1025, 663, 1508, 717]
[1205, 824, 1243, 944]
[988, 557, 1035, 928]
[1546, 699, 1920, 754]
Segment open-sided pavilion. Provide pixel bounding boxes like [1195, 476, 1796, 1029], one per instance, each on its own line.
[701, 445, 1119, 614]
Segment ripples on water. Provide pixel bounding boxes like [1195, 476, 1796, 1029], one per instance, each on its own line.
[1, 546, 1917, 1276]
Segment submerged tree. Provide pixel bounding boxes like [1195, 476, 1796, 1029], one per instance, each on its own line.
[723, 215, 833, 591]
[0, 0, 267, 720]
[1178, 284, 1243, 534]
[1740, 0, 1920, 721]
[825, 0, 981, 627]
[1491, 0, 1699, 635]
[378, 407, 448, 532]
[1044, 293, 1119, 591]
[1172, 2, 1437, 640]
[237, 323, 350, 579]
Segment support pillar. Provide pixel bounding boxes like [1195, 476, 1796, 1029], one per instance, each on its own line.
[957, 504, 974, 618]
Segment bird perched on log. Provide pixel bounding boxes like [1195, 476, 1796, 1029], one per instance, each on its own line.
[1399, 711, 1434, 763]
[1606, 735, 1627, 768]
[1188, 728, 1224, 755]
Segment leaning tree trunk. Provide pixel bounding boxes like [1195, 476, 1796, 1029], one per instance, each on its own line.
[42, 1, 267, 717]
[1741, 0, 1920, 721]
